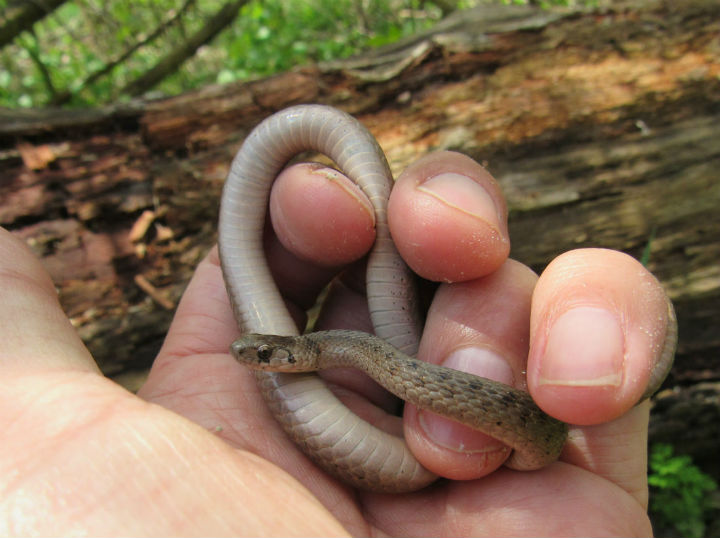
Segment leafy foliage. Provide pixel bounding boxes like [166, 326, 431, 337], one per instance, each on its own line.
[0, 0, 445, 107]
[185, 0, 441, 87]
[0, 0, 596, 108]
[0, 0, 597, 108]
[648, 443, 718, 538]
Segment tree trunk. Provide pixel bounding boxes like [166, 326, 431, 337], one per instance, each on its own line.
[0, 0, 69, 48]
[1, 0, 718, 505]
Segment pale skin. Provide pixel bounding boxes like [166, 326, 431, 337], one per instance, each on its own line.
[0, 151, 673, 536]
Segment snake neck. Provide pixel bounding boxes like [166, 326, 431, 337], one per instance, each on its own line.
[303, 330, 440, 401]
[304, 330, 394, 369]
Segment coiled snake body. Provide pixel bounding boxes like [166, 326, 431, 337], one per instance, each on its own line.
[218, 105, 673, 492]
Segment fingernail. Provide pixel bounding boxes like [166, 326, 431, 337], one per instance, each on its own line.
[418, 173, 502, 231]
[311, 165, 375, 225]
[539, 307, 624, 388]
[443, 347, 514, 385]
[420, 347, 514, 453]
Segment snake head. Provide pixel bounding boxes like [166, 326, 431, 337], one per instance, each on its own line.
[230, 333, 307, 372]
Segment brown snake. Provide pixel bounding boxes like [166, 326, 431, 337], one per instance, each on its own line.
[232, 330, 568, 471]
[218, 104, 676, 492]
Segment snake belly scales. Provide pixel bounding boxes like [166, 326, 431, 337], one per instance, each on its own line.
[217, 104, 674, 493]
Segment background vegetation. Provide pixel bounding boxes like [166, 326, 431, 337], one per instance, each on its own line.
[649, 443, 719, 538]
[0, 0, 592, 108]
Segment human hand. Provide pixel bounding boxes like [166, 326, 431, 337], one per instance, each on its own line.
[0, 151, 674, 536]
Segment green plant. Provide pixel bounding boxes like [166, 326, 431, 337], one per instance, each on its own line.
[639, 226, 656, 266]
[648, 443, 718, 538]
[0, 0, 445, 108]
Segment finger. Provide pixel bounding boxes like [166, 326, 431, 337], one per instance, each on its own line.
[362, 464, 652, 536]
[562, 401, 652, 507]
[269, 163, 375, 267]
[0, 227, 98, 374]
[404, 260, 538, 480]
[528, 248, 675, 424]
[528, 248, 675, 501]
[388, 151, 510, 282]
[264, 162, 376, 313]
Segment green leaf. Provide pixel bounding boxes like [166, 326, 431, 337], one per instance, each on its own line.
[648, 443, 718, 538]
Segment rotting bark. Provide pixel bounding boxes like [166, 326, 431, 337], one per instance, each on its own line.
[1, 0, 718, 494]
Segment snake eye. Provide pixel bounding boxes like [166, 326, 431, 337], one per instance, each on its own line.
[256, 344, 273, 362]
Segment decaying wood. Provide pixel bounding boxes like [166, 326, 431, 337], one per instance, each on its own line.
[651, 382, 720, 482]
[1, 0, 718, 485]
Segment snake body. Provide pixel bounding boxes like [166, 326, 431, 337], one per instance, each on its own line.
[232, 330, 568, 471]
[218, 104, 675, 492]
[219, 105, 435, 492]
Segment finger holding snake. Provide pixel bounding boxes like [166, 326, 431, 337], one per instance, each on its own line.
[0, 104, 677, 536]
[388, 152, 675, 496]
[140, 119, 673, 533]
[263, 142, 675, 499]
